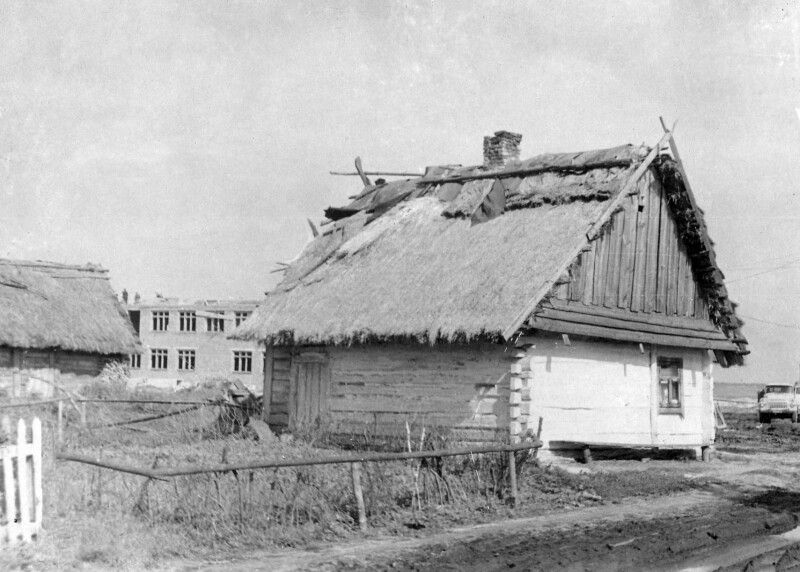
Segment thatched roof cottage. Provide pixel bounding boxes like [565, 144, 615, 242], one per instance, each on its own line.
[0, 259, 139, 397]
[233, 130, 747, 455]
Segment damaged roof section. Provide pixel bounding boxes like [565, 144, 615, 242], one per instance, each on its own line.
[233, 133, 746, 364]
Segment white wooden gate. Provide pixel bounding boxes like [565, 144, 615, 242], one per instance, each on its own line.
[1, 417, 42, 546]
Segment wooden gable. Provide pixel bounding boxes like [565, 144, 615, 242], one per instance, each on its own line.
[527, 167, 738, 351]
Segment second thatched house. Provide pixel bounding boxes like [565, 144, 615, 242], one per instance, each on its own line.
[232, 129, 747, 456]
[0, 259, 140, 397]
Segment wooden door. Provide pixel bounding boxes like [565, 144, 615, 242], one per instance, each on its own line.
[289, 352, 330, 432]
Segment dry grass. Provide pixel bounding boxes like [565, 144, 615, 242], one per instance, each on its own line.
[0, 384, 702, 570]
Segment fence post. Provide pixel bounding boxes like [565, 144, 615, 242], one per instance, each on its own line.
[350, 462, 367, 532]
[11, 370, 19, 399]
[32, 418, 42, 529]
[57, 399, 64, 444]
[80, 402, 87, 428]
[508, 451, 518, 508]
[16, 419, 31, 534]
[1, 416, 15, 545]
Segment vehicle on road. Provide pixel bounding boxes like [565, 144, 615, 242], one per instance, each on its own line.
[757, 384, 799, 424]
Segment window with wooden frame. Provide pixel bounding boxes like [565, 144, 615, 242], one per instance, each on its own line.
[179, 311, 196, 332]
[234, 311, 251, 327]
[152, 311, 169, 331]
[658, 357, 683, 413]
[206, 312, 225, 333]
[233, 350, 253, 373]
[177, 349, 196, 371]
[129, 354, 141, 369]
[150, 348, 168, 370]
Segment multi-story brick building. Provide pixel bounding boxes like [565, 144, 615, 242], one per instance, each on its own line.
[126, 298, 262, 391]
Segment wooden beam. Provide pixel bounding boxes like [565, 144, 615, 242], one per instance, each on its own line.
[533, 307, 731, 341]
[525, 316, 739, 351]
[545, 298, 720, 332]
[331, 171, 423, 177]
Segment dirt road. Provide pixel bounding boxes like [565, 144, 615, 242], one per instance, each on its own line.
[182, 450, 800, 571]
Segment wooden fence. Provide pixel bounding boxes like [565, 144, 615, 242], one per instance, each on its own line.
[1, 417, 42, 546]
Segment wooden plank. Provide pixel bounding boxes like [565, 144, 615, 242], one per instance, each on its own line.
[527, 316, 738, 351]
[16, 419, 31, 529]
[288, 361, 299, 431]
[569, 256, 584, 302]
[592, 231, 609, 306]
[262, 346, 274, 423]
[32, 418, 42, 530]
[644, 178, 662, 313]
[683, 252, 696, 317]
[676, 243, 686, 317]
[581, 243, 596, 306]
[2, 416, 16, 545]
[655, 182, 670, 313]
[665, 208, 679, 315]
[546, 297, 719, 332]
[630, 175, 650, 311]
[618, 195, 638, 309]
[604, 209, 625, 308]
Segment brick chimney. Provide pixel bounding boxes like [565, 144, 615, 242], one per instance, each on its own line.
[483, 130, 522, 169]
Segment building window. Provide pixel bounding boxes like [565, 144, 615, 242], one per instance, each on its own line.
[234, 311, 251, 327]
[177, 349, 196, 371]
[150, 348, 168, 370]
[233, 350, 253, 373]
[129, 354, 141, 369]
[206, 313, 225, 333]
[658, 357, 683, 413]
[179, 311, 196, 332]
[152, 311, 169, 331]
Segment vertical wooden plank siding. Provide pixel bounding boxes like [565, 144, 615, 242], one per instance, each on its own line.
[581, 242, 596, 306]
[604, 209, 625, 308]
[546, 168, 723, 336]
[644, 178, 662, 312]
[630, 175, 650, 312]
[665, 208, 679, 315]
[569, 254, 585, 302]
[683, 252, 696, 317]
[592, 226, 609, 306]
[618, 194, 638, 309]
[655, 181, 671, 313]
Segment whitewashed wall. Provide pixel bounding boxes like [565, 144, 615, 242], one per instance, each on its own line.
[518, 334, 713, 449]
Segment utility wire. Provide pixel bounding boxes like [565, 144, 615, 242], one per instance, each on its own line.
[738, 314, 800, 330]
[726, 259, 800, 284]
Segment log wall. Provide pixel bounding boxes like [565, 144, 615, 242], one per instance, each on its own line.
[265, 343, 513, 443]
[0, 346, 118, 398]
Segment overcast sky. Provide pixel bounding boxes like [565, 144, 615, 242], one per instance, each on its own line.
[1, 1, 798, 383]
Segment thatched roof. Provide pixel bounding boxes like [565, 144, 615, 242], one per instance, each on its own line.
[0, 259, 140, 355]
[233, 140, 744, 353]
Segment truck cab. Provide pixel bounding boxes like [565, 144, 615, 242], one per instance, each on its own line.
[758, 384, 799, 424]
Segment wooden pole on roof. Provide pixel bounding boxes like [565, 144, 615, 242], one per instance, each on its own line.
[330, 170, 423, 177]
[354, 156, 371, 187]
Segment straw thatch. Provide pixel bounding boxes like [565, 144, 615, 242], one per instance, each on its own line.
[233, 142, 744, 350]
[0, 259, 140, 355]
